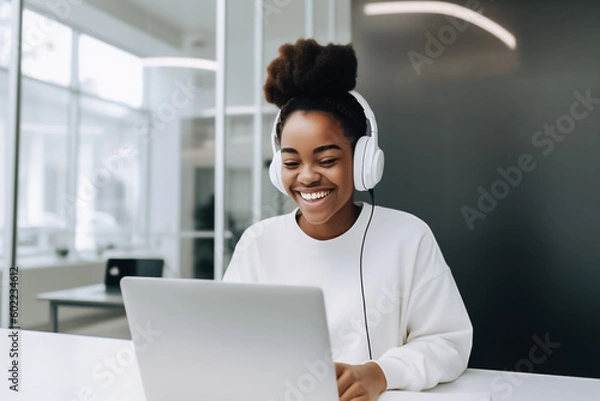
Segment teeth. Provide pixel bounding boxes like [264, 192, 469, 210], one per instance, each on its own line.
[301, 191, 331, 201]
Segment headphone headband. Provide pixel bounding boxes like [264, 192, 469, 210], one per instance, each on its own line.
[270, 91, 377, 151]
[348, 90, 378, 145]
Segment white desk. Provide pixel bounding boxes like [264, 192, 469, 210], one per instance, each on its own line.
[1, 329, 599, 401]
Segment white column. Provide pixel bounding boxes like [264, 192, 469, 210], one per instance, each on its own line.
[26, 137, 43, 224]
[252, 0, 264, 223]
[328, 0, 336, 42]
[67, 31, 81, 255]
[214, 0, 226, 281]
[305, 0, 314, 38]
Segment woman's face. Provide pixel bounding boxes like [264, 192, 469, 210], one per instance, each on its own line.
[280, 111, 357, 238]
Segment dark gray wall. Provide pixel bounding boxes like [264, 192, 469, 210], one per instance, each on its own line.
[352, 0, 600, 378]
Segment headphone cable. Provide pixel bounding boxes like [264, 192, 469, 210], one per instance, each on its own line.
[359, 189, 376, 360]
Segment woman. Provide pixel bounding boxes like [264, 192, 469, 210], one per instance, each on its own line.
[224, 39, 472, 401]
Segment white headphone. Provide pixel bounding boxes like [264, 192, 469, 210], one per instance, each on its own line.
[268, 90, 384, 195]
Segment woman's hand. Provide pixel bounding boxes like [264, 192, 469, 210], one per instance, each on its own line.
[335, 362, 387, 401]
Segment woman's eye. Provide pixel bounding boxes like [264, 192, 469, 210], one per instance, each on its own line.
[283, 162, 299, 168]
[320, 159, 337, 166]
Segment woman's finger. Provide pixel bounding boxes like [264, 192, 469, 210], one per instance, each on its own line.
[339, 381, 367, 401]
[336, 368, 355, 396]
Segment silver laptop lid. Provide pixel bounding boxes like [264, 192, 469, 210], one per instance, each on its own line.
[121, 277, 339, 401]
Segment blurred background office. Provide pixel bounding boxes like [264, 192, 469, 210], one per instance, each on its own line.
[1, 0, 599, 381]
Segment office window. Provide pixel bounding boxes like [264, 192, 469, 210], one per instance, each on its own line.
[0, 7, 150, 262]
[3, 8, 73, 256]
[78, 34, 143, 108]
[17, 79, 69, 256]
[21, 9, 72, 87]
[75, 95, 146, 254]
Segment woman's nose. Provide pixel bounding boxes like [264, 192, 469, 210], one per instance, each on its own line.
[298, 163, 320, 185]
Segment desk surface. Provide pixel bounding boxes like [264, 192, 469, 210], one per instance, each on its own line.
[37, 283, 124, 306]
[1, 329, 599, 401]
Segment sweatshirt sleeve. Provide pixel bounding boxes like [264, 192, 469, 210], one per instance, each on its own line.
[374, 228, 473, 391]
[223, 229, 260, 283]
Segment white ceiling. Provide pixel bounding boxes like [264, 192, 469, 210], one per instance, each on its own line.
[126, 0, 217, 33]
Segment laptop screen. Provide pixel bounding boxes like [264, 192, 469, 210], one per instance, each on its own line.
[105, 258, 164, 290]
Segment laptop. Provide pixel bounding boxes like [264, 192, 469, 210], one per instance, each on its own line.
[104, 258, 164, 293]
[120, 277, 339, 401]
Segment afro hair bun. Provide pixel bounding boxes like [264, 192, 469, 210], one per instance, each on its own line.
[264, 39, 358, 108]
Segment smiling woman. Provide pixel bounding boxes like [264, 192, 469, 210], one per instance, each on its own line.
[224, 38, 473, 399]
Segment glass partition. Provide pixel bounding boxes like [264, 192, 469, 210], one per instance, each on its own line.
[76, 95, 147, 257]
[0, 0, 220, 331]
[216, 0, 353, 279]
[1, 0, 353, 331]
[17, 79, 69, 258]
[20, 9, 71, 86]
[0, 0, 11, 264]
[0, 0, 16, 328]
[78, 34, 143, 108]
[260, 0, 314, 226]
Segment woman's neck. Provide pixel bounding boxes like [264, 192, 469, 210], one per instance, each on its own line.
[296, 200, 362, 240]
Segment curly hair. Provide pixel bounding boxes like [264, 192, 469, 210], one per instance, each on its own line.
[263, 39, 367, 147]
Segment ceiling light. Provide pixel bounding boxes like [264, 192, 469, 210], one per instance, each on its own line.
[141, 57, 218, 71]
[364, 1, 517, 50]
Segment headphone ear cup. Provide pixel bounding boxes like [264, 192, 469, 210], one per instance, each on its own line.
[353, 136, 370, 192]
[365, 147, 384, 190]
[269, 150, 288, 195]
[354, 136, 384, 191]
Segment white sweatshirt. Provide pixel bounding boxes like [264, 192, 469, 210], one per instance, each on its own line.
[224, 203, 473, 391]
